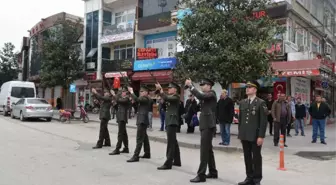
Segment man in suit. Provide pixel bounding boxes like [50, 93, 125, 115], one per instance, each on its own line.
[266, 93, 274, 136]
[127, 85, 152, 162]
[184, 94, 198, 133]
[237, 81, 268, 185]
[216, 89, 234, 145]
[185, 78, 218, 183]
[92, 88, 113, 149]
[109, 87, 131, 155]
[155, 82, 182, 170]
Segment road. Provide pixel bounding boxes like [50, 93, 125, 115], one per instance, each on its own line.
[0, 116, 335, 185]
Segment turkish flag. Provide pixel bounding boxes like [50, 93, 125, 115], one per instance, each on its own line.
[113, 77, 120, 89]
[273, 82, 286, 100]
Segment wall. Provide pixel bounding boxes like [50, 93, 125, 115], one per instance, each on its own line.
[85, 0, 100, 13]
[142, 0, 178, 17]
[135, 33, 145, 48]
[144, 31, 177, 47]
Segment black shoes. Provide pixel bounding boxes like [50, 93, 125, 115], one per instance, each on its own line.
[190, 176, 206, 183]
[109, 150, 120, 155]
[238, 179, 254, 185]
[321, 141, 327, 145]
[157, 165, 172, 170]
[92, 145, 102, 149]
[140, 153, 151, 159]
[120, 148, 129, 153]
[206, 173, 218, 179]
[173, 162, 181, 167]
[127, 156, 139, 162]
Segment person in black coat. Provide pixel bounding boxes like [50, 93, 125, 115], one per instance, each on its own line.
[216, 89, 234, 145]
[184, 94, 198, 133]
[177, 100, 184, 133]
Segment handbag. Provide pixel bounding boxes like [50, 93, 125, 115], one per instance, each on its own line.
[191, 114, 199, 127]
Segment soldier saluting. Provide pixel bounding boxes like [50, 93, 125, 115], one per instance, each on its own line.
[127, 85, 152, 162]
[155, 82, 181, 170]
[109, 87, 131, 155]
[185, 78, 218, 183]
[238, 81, 267, 185]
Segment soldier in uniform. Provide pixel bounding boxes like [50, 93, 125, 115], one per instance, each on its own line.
[109, 86, 131, 155]
[185, 78, 218, 183]
[127, 85, 152, 162]
[92, 88, 112, 149]
[155, 82, 181, 170]
[237, 81, 268, 185]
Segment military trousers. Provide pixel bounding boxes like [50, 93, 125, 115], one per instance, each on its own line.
[97, 119, 110, 146]
[133, 124, 150, 157]
[164, 125, 181, 167]
[197, 127, 217, 177]
[241, 140, 262, 183]
[116, 121, 128, 150]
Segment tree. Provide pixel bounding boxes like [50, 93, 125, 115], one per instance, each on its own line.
[40, 18, 84, 89]
[173, 0, 285, 88]
[0, 42, 19, 86]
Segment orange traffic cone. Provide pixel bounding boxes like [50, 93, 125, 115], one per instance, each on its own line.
[277, 134, 286, 171]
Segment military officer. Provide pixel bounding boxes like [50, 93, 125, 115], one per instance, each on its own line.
[155, 82, 181, 170]
[238, 81, 268, 185]
[92, 88, 112, 149]
[127, 85, 152, 162]
[109, 86, 131, 155]
[185, 78, 218, 183]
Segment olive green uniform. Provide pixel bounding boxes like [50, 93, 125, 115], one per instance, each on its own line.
[115, 93, 131, 151]
[238, 97, 268, 185]
[93, 93, 112, 147]
[159, 92, 181, 168]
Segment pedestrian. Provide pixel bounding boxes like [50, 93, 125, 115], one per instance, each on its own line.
[158, 98, 166, 131]
[92, 88, 112, 149]
[127, 86, 151, 162]
[309, 95, 330, 145]
[294, 97, 306, 136]
[216, 89, 234, 146]
[155, 82, 181, 170]
[237, 81, 268, 185]
[148, 97, 154, 130]
[271, 93, 291, 147]
[184, 94, 198, 133]
[185, 78, 218, 183]
[109, 87, 131, 155]
[286, 96, 295, 137]
[177, 100, 184, 133]
[266, 93, 274, 135]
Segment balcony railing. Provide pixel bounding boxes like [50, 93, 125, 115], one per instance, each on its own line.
[101, 21, 135, 44]
[137, 11, 172, 31]
[102, 59, 134, 72]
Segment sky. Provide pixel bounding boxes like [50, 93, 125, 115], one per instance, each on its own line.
[0, 0, 84, 52]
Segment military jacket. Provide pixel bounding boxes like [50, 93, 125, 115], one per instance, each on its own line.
[93, 94, 112, 120]
[131, 93, 151, 125]
[115, 94, 131, 123]
[160, 93, 180, 126]
[190, 88, 217, 130]
[238, 97, 268, 142]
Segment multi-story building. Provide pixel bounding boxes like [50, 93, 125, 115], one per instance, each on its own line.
[17, 37, 29, 81]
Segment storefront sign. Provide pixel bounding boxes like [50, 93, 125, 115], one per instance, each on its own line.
[133, 57, 177, 71]
[136, 48, 158, 60]
[69, 84, 76, 93]
[30, 21, 45, 36]
[104, 71, 127, 79]
[290, 77, 311, 106]
[275, 69, 320, 77]
[101, 21, 134, 44]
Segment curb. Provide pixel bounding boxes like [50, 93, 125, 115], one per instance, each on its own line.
[52, 117, 243, 153]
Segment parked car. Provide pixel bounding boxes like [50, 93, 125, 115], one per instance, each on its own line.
[0, 81, 36, 116]
[11, 98, 53, 122]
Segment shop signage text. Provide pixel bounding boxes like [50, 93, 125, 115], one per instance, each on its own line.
[104, 71, 127, 78]
[275, 69, 320, 77]
[133, 57, 177, 71]
[30, 22, 45, 36]
[136, 48, 158, 60]
[290, 77, 310, 106]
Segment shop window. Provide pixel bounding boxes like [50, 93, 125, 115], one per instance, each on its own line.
[113, 44, 135, 60]
[310, 35, 320, 53]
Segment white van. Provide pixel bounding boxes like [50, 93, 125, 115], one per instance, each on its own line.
[0, 81, 36, 116]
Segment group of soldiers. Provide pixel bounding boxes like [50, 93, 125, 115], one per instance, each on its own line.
[90, 78, 268, 185]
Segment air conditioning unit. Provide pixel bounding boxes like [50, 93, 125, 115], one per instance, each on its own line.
[324, 43, 332, 55]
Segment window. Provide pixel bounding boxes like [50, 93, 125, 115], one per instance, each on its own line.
[114, 9, 135, 25]
[295, 24, 307, 48]
[311, 35, 320, 53]
[287, 19, 296, 44]
[27, 99, 49, 104]
[113, 44, 135, 60]
[11, 87, 35, 98]
[311, 0, 323, 22]
[146, 36, 176, 58]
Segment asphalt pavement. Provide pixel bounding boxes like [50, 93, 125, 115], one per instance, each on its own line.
[0, 114, 335, 185]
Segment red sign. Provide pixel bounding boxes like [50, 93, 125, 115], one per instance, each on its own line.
[136, 48, 158, 60]
[275, 69, 320, 77]
[30, 22, 45, 36]
[266, 42, 283, 55]
[113, 77, 121, 89]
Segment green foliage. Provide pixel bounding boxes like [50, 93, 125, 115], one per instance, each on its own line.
[40, 18, 84, 88]
[0, 42, 19, 86]
[173, 0, 285, 88]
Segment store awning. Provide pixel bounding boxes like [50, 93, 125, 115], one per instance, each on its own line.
[132, 70, 172, 82]
[271, 59, 321, 77]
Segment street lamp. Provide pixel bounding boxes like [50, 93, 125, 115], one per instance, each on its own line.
[158, 0, 167, 12]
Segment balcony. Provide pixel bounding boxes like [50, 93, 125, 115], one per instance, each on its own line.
[101, 59, 134, 72]
[104, 0, 136, 9]
[101, 22, 135, 44]
[137, 11, 175, 32]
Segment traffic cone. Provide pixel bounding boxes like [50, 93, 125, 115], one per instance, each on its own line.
[277, 134, 286, 171]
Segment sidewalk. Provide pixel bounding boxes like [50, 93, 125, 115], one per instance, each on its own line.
[53, 111, 336, 156]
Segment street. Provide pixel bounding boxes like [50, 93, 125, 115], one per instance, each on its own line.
[0, 115, 335, 185]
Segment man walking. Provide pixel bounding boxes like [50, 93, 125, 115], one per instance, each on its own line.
[237, 81, 267, 185]
[127, 86, 152, 162]
[309, 95, 330, 145]
[184, 94, 198, 133]
[266, 93, 274, 135]
[158, 98, 166, 131]
[148, 97, 154, 130]
[155, 82, 181, 170]
[216, 89, 234, 146]
[185, 78, 218, 183]
[92, 88, 112, 149]
[109, 87, 131, 155]
[294, 97, 306, 136]
[271, 93, 291, 147]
